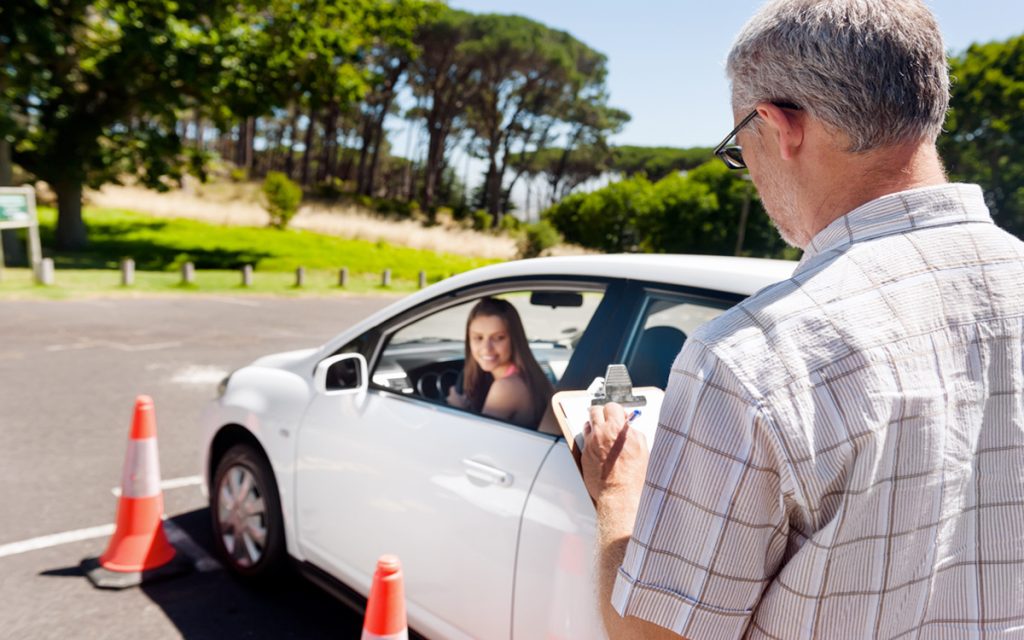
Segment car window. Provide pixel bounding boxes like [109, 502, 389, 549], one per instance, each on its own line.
[624, 292, 732, 389]
[371, 287, 605, 429]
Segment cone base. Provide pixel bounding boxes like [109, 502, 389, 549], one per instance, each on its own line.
[81, 552, 192, 590]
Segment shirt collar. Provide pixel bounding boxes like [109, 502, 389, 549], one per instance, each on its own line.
[796, 183, 993, 272]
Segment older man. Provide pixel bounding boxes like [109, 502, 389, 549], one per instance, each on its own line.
[582, 1, 1024, 638]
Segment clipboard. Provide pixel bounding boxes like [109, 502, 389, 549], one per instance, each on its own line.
[551, 364, 664, 475]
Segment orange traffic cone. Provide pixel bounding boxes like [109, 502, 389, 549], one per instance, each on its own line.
[362, 555, 409, 640]
[82, 395, 190, 589]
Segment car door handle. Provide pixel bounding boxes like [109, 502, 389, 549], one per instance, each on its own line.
[462, 458, 513, 487]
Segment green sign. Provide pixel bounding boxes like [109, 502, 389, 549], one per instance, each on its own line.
[0, 193, 30, 223]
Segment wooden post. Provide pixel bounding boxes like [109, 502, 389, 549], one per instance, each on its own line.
[37, 257, 54, 286]
[181, 261, 195, 285]
[338, 267, 349, 287]
[418, 270, 427, 289]
[381, 268, 391, 288]
[295, 266, 305, 288]
[241, 264, 253, 287]
[120, 258, 135, 286]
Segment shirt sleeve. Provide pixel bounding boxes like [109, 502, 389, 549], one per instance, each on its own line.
[612, 340, 789, 639]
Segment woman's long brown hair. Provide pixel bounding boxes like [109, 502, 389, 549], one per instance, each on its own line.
[462, 297, 554, 428]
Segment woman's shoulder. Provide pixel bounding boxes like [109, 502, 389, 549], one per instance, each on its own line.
[490, 372, 529, 395]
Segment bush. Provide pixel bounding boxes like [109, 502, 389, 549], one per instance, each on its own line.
[472, 210, 493, 231]
[229, 167, 248, 183]
[517, 220, 562, 258]
[498, 214, 521, 234]
[262, 171, 303, 230]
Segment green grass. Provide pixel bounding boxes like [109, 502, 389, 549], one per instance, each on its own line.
[0, 207, 500, 299]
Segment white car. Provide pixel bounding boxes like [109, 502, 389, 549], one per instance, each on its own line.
[200, 254, 796, 640]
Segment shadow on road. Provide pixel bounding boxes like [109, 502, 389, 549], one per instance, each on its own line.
[40, 509, 365, 639]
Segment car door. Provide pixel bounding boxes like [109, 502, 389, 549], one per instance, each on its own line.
[294, 281, 607, 640]
[512, 281, 742, 640]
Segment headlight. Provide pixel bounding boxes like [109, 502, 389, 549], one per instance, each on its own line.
[216, 372, 233, 399]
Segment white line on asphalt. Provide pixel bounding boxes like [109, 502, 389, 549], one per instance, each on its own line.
[205, 296, 261, 307]
[111, 474, 202, 497]
[0, 516, 220, 573]
[170, 365, 228, 386]
[0, 524, 115, 559]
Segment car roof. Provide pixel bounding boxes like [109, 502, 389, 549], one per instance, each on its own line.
[433, 254, 797, 298]
[321, 254, 797, 356]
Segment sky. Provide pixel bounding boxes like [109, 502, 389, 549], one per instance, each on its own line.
[446, 0, 1024, 149]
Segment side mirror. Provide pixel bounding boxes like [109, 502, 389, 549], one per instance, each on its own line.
[313, 353, 368, 395]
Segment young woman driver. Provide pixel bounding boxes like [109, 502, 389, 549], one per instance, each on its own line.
[446, 297, 554, 429]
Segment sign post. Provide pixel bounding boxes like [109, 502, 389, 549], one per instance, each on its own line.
[0, 187, 42, 283]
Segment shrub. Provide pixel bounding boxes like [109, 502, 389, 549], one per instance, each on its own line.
[262, 171, 303, 229]
[229, 167, 248, 183]
[517, 220, 562, 259]
[472, 210, 493, 231]
[498, 214, 522, 234]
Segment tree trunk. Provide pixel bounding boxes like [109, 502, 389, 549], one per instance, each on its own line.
[318, 105, 337, 183]
[422, 131, 443, 212]
[54, 180, 87, 250]
[244, 117, 256, 172]
[0, 139, 12, 185]
[284, 105, 299, 179]
[300, 108, 316, 186]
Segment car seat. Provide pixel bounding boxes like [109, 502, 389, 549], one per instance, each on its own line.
[629, 325, 687, 389]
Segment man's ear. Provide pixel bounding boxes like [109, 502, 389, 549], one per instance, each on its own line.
[756, 103, 804, 161]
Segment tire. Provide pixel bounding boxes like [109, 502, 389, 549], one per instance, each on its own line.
[210, 443, 286, 580]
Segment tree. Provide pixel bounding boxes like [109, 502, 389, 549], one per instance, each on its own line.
[463, 15, 619, 220]
[1, 0, 236, 249]
[940, 34, 1024, 238]
[610, 146, 713, 181]
[355, 0, 439, 197]
[409, 8, 482, 213]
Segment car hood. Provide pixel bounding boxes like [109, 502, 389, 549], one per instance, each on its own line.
[251, 347, 319, 373]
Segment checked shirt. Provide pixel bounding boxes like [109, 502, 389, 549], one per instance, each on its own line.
[611, 183, 1024, 639]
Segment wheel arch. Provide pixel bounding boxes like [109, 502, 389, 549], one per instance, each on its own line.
[207, 424, 271, 488]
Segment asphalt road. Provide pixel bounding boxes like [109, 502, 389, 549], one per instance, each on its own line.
[0, 295, 394, 639]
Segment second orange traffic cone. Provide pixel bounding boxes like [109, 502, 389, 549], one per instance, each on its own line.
[82, 395, 190, 589]
[362, 555, 409, 640]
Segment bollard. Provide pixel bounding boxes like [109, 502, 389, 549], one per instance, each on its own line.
[381, 268, 391, 288]
[418, 270, 427, 289]
[241, 264, 253, 287]
[338, 267, 349, 288]
[37, 257, 54, 286]
[120, 258, 135, 287]
[181, 261, 195, 285]
[295, 266, 305, 288]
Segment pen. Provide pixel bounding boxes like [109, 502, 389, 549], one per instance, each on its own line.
[627, 409, 641, 424]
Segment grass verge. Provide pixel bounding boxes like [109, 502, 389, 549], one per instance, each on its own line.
[0, 207, 500, 299]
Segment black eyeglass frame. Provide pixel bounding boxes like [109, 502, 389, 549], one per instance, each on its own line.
[713, 102, 801, 170]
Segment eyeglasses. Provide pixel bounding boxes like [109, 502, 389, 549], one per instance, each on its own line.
[713, 102, 801, 170]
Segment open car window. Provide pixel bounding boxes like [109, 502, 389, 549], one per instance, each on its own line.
[371, 287, 605, 429]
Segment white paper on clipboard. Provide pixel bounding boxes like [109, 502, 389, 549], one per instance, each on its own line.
[551, 385, 664, 473]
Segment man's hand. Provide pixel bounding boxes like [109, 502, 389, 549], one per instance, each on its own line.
[581, 402, 650, 506]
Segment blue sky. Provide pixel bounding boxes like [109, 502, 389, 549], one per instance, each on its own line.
[448, 0, 1024, 148]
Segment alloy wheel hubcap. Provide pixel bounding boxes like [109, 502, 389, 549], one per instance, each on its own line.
[217, 465, 268, 567]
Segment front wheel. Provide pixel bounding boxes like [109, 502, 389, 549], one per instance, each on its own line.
[211, 443, 286, 580]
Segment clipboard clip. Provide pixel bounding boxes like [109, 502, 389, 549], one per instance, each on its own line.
[589, 364, 647, 408]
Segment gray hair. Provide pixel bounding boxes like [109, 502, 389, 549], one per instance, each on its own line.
[726, 0, 949, 152]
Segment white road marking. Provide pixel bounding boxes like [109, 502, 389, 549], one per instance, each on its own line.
[0, 524, 115, 559]
[205, 296, 261, 307]
[45, 339, 182, 353]
[0, 509, 220, 573]
[111, 474, 202, 497]
[170, 366, 229, 386]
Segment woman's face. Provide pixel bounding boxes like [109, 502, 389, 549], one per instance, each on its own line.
[468, 314, 513, 373]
